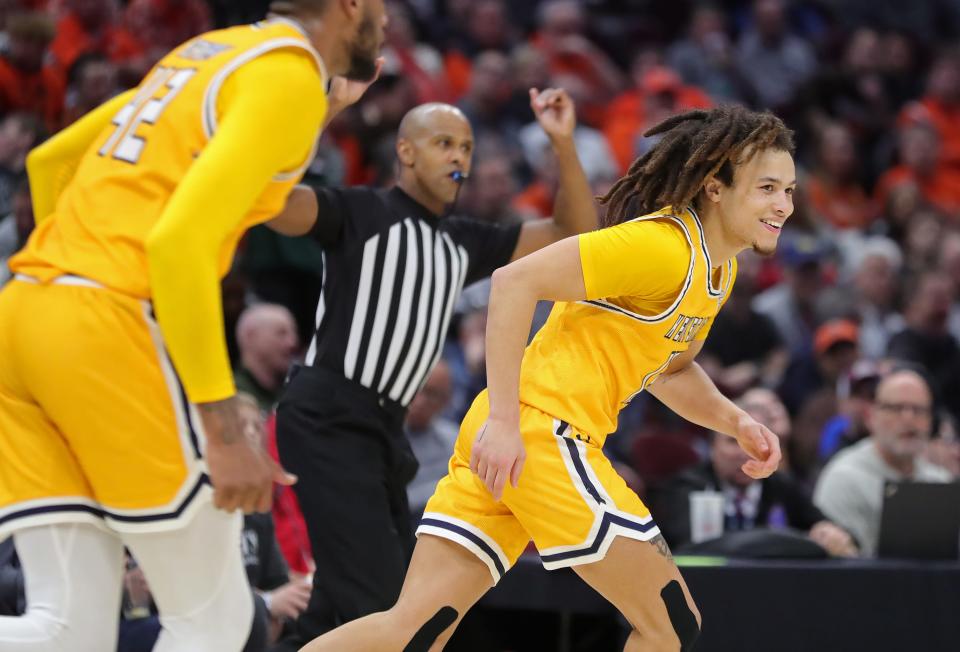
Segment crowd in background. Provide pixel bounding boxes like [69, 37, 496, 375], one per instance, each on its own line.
[2, 0, 960, 648]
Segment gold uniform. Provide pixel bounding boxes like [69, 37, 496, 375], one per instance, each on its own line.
[418, 207, 737, 582]
[0, 18, 327, 537]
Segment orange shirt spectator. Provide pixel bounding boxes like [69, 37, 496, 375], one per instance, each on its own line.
[898, 51, 960, 169]
[124, 0, 211, 66]
[806, 122, 877, 230]
[0, 13, 64, 132]
[806, 176, 877, 230]
[874, 165, 960, 221]
[512, 180, 554, 219]
[604, 67, 712, 173]
[875, 121, 960, 221]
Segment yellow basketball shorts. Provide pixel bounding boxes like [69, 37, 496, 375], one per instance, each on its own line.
[0, 276, 211, 539]
[418, 391, 660, 584]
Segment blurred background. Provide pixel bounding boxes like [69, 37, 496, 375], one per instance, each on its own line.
[1, 1, 960, 650]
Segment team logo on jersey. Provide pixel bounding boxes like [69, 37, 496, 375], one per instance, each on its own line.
[663, 314, 710, 343]
[178, 39, 233, 61]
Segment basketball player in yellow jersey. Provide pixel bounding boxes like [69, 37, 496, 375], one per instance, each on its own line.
[0, 1, 387, 650]
[301, 104, 794, 652]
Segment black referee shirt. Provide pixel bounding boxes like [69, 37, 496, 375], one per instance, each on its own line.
[305, 186, 521, 407]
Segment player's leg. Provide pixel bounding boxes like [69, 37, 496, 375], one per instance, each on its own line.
[301, 534, 493, 652]
[0, 523, 125, 651]
[121, 500, 254, 652]
[507, 418, 700, 651]
[574, 535, 700, 651]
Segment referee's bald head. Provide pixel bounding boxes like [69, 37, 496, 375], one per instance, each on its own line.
[398, 103, 469, 141]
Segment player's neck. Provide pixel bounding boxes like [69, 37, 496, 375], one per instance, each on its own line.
[696, 203, 741, 268]
[269, 11, 347, 76]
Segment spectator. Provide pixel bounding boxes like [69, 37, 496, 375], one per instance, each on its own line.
[0, 175, 33, 287]
[735, 0, 817, 111]
[124, 0, 212, 67]
[0, 113, 40, 219]
[603, 62, 712, 174]
[818, 359, 883, 463]
[456, 50, 519, 146]
[404, 360, 459, 518]
[898, 48, 960, 169]
[887, 272, 960, 420]
[924, 411, 959, 479]
[936, 229, 960, 342]
[0, 12, 63, 132]
[380, 1, 449, 105]
[821, 236, 904, 360]
[49, 0, 146, 84]
[441, 0, 518, 98]
[700, 253, 788, 396]
[753, 230, 833, 354]
[666, 2, 752, 103]
[805, 122, 877, 230]
[649, 408, 857, 557]
[814, 368, 952, 556]
[532, 0, 625, 125]
[459, 150, 530, 225]
[62, 52, 121, 127]
[874, 121, 960, 221]
[234, 303, 299, 414]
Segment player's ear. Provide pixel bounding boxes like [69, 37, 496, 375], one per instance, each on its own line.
[702, 176, 723, 204]
[338, 0, 361, 21]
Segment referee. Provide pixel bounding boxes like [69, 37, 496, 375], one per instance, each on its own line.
[268, 88, 597, 647]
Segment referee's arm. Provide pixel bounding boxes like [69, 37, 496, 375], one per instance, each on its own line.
[509, 88, 597, 262]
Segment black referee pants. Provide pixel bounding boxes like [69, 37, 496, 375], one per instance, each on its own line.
[272, 365, 418, 649]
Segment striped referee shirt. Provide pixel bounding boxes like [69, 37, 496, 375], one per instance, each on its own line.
[304, 186, 521, 408]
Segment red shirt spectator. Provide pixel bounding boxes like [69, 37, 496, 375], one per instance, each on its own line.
[0, 13, 64, 132]
[265, 413, 313, 576]
[50, 0, 145, 77]
[806, 123, 877, 230]
[124, 0, 211, 66]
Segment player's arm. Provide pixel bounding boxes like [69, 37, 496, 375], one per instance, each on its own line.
[26, 89, 135, 222]
[264, 59, 384, 238]
[647, 343, 780, 479]
[509, 88, 597, 262]
[146, 51, 326, 406]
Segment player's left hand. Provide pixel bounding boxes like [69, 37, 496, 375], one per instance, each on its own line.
[470, 418, 527, 501]
[733, 415, 781, 479]
[327, 56, 385, 114]
[530, 87, 576, 143]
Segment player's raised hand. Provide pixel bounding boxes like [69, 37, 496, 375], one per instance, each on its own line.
[470, 418, 526, 501]
[733, 415, 781, 479]
[530, 87, 576, 143]
[327, 56, 385, 115]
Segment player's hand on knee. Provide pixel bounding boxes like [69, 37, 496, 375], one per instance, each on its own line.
[733, 416, 781, 479]
[469, 418, 526, 501]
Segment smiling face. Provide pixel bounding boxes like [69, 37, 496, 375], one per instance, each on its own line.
[706, 148, 796, 256]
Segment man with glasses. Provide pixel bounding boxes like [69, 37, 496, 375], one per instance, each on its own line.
[814, 367, 952, 556]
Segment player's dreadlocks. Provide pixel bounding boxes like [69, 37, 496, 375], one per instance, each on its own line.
[598, 105, 795, 227]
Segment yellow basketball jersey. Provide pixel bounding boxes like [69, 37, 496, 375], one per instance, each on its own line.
[518, 206, 737, 440]
[12, 18, 326, 298]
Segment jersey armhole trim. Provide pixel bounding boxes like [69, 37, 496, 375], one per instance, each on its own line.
[201, 37, 328, 181]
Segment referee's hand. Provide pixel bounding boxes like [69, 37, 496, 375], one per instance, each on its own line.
[200, 396, 297, 514]
[530, 87, 576, 143]
[469, 418, 526, 501]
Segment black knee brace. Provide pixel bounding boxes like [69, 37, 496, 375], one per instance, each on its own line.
[403, 606, 459, 652]
[661, 580, 700, 651]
